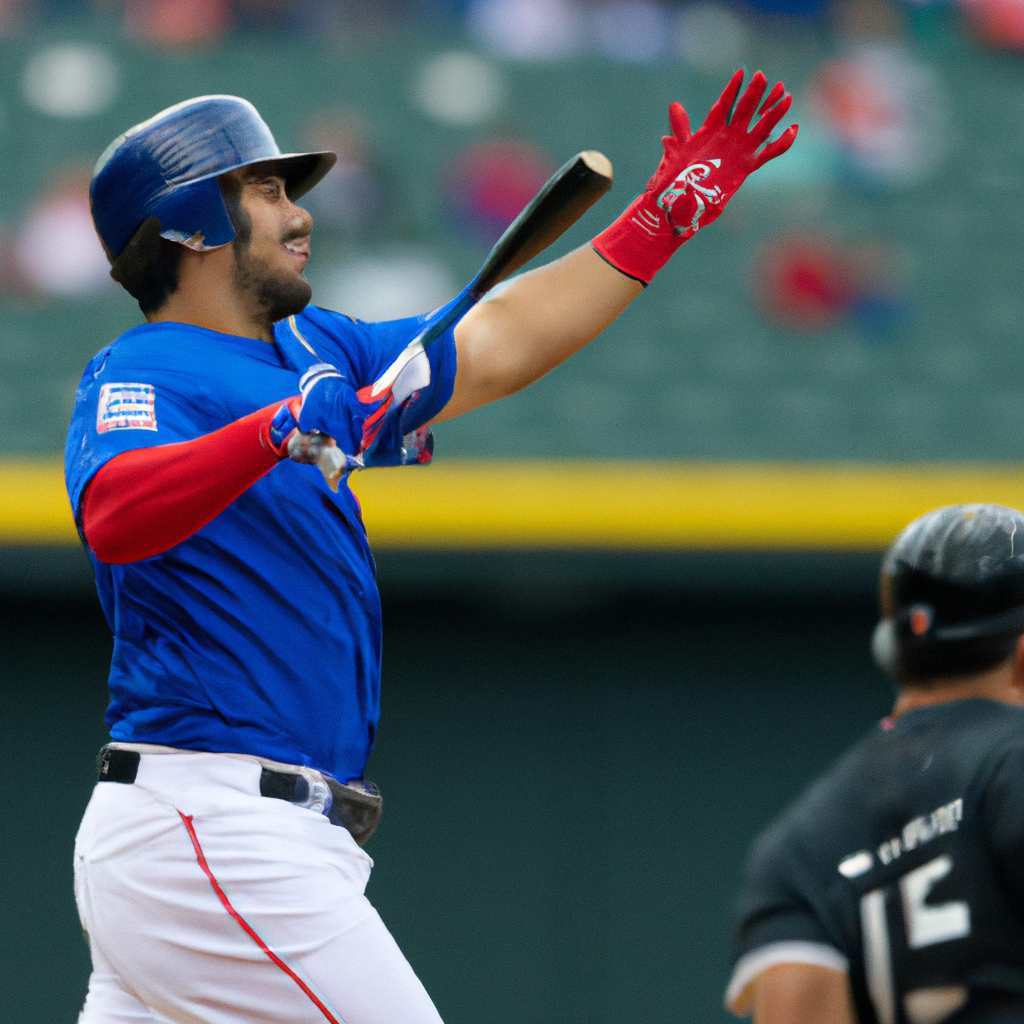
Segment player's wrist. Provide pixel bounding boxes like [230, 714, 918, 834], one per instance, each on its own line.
[591, 191, 688, 286]
[261, 397, 302, 458]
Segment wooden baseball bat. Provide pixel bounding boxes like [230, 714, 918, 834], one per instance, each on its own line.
[315, 150, 613, 486]
[369, 149, 614, 395]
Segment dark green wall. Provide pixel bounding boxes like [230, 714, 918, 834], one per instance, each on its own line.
[0, 583, 891, 1023]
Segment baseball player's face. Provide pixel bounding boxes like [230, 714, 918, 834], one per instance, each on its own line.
[221, 163, 315, 323]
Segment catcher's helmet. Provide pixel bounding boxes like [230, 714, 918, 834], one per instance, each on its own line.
[872, 503, 1024, 681]
[90, 95, 335, 279]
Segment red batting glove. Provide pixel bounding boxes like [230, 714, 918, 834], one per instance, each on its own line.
[592, 69, 798, 285]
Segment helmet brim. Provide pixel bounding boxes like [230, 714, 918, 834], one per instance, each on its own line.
[209, 150, 337, 202]
[273, 151, 338, 200]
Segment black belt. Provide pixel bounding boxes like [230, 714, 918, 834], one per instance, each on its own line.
[97, 747, 381, 846]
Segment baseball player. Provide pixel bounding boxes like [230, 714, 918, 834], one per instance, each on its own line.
[725, 504, 1024, 1024]
[68, 75, 796, 1024]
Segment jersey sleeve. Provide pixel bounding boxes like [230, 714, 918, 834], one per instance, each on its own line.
[64, 346, 210, 520]
[726, 825, 849, 1013]
[981, 737, 1024, 915]
[289, 305, 458, 450]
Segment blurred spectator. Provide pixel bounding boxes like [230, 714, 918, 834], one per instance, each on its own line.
[958, 0, 1024, 48]
[833, 0, 906, 37]
[742, 0, 834, 19]
[312, 247, 457, 321]
[591, 1, 672, 63]
[752, 232, 909, 337]
[233, 0, 294, 30]
[413, 50, 505, 125]
[442, 139, 556, 249]
[807, 44, 945, 188]
[22, 42, 119, 117]
[0, 0, 29, 37]
[467, 0, 587, 59]
[299, 109, 388, 240]
[675, 3, 750, 73]
[755, 234, 853, 331]
[8, 168, 113, 300]
[97, 0, 232, 48]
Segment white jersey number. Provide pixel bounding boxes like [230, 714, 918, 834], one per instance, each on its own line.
[859, 855, 971, 1024]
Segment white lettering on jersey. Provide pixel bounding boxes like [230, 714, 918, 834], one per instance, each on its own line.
[877, 798, 962, 866]
[900, 856, 970, 950]
[838, 850, 874, 878]
[861, 888, 896, 1024]
[860, 854, 973, 1024]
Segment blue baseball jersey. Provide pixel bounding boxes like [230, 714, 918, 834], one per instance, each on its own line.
[64, 306, 457, 783]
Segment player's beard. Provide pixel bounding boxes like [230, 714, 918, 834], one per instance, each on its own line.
[231, 209, 312, 325]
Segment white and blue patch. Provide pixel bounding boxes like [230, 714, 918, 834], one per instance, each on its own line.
[96, 382, 157, 433]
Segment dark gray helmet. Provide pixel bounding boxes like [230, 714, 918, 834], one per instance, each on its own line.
[872, 504, 1024, 681]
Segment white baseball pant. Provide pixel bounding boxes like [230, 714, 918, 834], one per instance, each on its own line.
[74, 750, 446, 1024]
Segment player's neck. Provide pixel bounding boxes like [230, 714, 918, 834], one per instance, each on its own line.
[893, 663, 1024, 718]
[147, 247, 275, 343]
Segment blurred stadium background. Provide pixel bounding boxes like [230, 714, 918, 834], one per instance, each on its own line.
[2, 0, 1023, 1021]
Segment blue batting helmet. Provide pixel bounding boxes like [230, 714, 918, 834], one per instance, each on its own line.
[90, 95, 336, 264]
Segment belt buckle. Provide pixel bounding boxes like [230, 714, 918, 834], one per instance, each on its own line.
[260, 765, 332, 815]
[291, 767, 332, 815]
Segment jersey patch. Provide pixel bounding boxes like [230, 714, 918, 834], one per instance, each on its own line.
[96, 383, 157, 433]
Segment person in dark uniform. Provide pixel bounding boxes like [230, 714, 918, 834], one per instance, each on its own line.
[725, 504, 1024, 1024]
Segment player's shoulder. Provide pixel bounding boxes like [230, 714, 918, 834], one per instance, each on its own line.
[957, 699, 1024, 790]
[83, 321, 211, 378]
[745, 727, 885, 876]
[897, 698, 1024, 779]
[959, 695, 1024, 738]
[294, 305, 424, 343]
[293, 305, 362, 335]
[286, 305, 432, 382]
[282, 306, 369, 362]
[748, 701, 1024, 877]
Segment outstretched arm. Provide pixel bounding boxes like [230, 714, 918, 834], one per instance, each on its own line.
[437, 244, 639, 422]
[439, 68, 797, 424]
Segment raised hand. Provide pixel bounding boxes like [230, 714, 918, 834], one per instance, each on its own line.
[652, 70, 797, 238]
[592, 70, 798, 285]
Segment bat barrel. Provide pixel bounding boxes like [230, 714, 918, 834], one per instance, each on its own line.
[472, 150, 613, 299]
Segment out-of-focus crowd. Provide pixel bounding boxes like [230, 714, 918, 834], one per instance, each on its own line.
[0, 0, 1013, 338]
[0, 0, 1022, 53]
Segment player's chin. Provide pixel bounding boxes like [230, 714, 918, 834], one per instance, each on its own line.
[261, 273, 313, 323]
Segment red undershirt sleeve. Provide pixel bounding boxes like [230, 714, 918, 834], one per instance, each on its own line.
[81, 400, 295, 565]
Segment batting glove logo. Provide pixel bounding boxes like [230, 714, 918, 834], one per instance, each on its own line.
[629, 208, 663, 237]
[657, 159, 723, 235]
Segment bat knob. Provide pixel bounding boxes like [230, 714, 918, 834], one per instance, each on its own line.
[317, 445, 347, 492]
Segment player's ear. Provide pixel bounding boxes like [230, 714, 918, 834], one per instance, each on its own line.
[1010, 633, 1024, 703]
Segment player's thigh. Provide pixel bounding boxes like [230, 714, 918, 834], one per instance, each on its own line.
[78, 939, 174, 1024]
[77, 781, 444, 1024]
[285, 894, 445, 1024]
[179, 811, 446, 1024]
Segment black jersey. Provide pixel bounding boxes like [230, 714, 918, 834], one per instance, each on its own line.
[727, 699, 1024, 1024]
